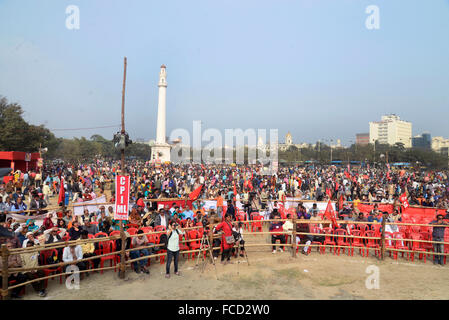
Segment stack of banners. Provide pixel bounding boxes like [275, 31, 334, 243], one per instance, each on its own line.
[73, 195, 115, 216]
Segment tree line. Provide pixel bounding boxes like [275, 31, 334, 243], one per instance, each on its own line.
[0, 96, 151, 161]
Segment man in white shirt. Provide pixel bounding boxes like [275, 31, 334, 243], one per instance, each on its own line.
[22, 232, 40, 248]
[62, 243, 86, 272]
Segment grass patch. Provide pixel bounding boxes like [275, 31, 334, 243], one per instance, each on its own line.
[277, 267, 308, 281]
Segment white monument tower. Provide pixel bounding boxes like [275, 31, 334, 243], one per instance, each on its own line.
[150, 65, 171, 163]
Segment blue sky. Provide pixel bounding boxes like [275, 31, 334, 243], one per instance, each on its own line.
[0, 0, 448, 145]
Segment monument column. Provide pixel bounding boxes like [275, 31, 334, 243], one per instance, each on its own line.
[151, 65, 171, 163]
[156, 65, 167, 144]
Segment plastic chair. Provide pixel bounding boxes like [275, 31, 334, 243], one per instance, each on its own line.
[393, 232, 409, 260]
[153, 233, 167, 264]
[409, 233, 427, 263]
[335, 228, 350, 256]
[236, 213, 249, 230]
[322, 227, 336, 255]
[40, 249, 63, 287]
[109, 230, 121, 237]
[126, 228, 138, 236]
[365, 230, 379, 257]
[251, 215, 264, 232]
[140, 226, 153, 234]
[187, 230, 203, 260]
[372, 224, 382, 237]
[420, 231, 434, 256]
[98, 240, 117, 273]
[307, 226, 322, 254]
[154, 225, 166, 233]
[384, 232, 395, 258]
[349, 230, 365, 256]
[357, 224, 369, 236]
[179, 233, 190, 258]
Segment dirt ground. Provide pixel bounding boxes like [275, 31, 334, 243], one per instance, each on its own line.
[23, 238, 449, 300]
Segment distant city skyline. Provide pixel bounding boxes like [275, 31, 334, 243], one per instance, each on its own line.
[1, 0, 449, 145]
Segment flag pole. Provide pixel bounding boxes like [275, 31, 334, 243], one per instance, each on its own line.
[119, 57, 127, 279]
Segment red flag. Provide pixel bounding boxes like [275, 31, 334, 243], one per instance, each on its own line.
[338, 195, 344, 211]
[335, 182, 339, 191]
[324, 200, 338, 228]
[399, 192, 409, 210]
[297, 178, 302, 189]
[326, 188, 332, 199]
[189, 185, 202, 201]
[344, 171, 351, 179]
[58, 177, 65, 205]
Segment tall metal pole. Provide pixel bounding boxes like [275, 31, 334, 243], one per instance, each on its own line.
[119, 57, 127, 279]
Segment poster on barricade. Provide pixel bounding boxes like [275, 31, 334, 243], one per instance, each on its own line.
[115, 175, 130, 220]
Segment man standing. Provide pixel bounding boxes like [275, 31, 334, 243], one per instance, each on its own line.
[165, 220, 184, 278]
[429, 213, 448, 265]
[216, 192, 224, 219]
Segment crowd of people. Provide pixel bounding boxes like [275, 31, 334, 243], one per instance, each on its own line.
[1, 160, 449, 298]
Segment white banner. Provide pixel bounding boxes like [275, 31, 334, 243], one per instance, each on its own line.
[73, 195, 114, 216]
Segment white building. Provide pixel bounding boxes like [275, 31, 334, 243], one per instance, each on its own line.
[369, 114, 412, 148]
[432, 136, 449, 153]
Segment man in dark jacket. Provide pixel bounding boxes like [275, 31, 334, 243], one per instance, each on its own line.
[225, 200, 235, 221]
[429, 213, 448, 265]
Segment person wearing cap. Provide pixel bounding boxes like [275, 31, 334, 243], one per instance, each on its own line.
[20, 241, 47, 297]
[22, 231, 40, 248]
[429, 213, 448, 265]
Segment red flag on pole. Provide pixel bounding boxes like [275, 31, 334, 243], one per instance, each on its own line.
[399, 192, 409, 210]
[189, 185, 202, 201]
[326, 188, 332, 199]
[233, 181, 237, 201]
[324, 200, 338, 229]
